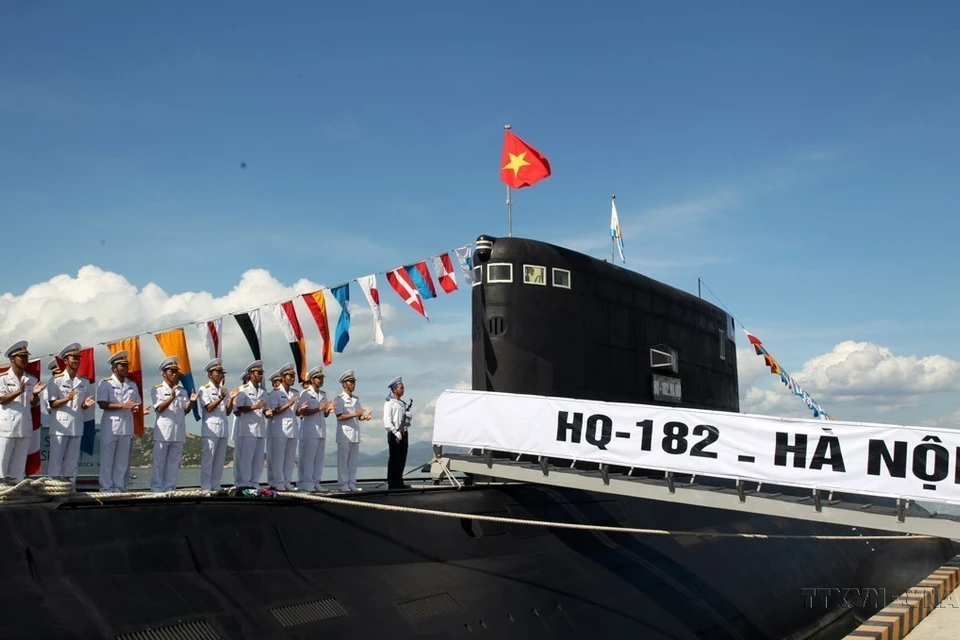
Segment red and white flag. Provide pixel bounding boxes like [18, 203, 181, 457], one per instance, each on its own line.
[197, 317, 223, 360]
[431, 253, 458, 294]
[272, 301, 307, 382]
[356, 274, 384, 345]
[386, 267, 429, 320]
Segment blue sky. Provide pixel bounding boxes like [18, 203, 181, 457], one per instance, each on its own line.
[2, 2, 960, 431]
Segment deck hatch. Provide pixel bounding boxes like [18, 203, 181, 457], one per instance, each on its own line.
[397, 592, 462, 620]
[115, 619, 219, 640]
[270, 597, 348, 627]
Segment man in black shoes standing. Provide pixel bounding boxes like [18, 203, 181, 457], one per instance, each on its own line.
[383, 376, 411, 490]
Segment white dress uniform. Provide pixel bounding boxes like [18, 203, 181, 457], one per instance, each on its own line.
[297, 371, 328, 492]
[198, 364, 232, 491]
[267, 371, 300, 490]
[150, 377, 189, 493]
[96, 358, 142, 493]
[232, 363, 266, 489]
[46, 369, 91, 481]
[0, 342, 40, 482]
[334, 370, 364, 491]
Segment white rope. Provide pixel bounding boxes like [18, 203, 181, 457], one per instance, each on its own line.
[274, 490, 937, 541]
[0, 477, 75, 504]
[0, 479, 940, 541]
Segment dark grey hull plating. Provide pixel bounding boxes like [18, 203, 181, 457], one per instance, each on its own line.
[2, 484, 952, 640]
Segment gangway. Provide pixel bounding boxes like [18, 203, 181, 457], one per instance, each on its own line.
[430, 448, 960, 539]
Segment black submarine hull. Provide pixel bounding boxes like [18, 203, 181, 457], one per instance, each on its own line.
[4, 484, 949, 640]
[2, 234, 950, 640]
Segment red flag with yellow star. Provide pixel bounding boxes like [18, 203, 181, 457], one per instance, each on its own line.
[500, 130, 551, 189]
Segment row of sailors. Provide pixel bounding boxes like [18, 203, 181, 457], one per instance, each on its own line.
[0, 341, 410, 493]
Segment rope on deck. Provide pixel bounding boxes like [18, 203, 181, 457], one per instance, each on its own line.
[0, 477, 941, 541]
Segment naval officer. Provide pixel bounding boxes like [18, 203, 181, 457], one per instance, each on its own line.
[333, 370, 372, 492]
[41, 359, 60, 412]
[150, 356, 197, 492]
[96, 350, 143, 492]
[266, 363, 300, 490]
[45, 343, 95, 482]
[383, 376, 411, 490]
[232, 361, 267, 489]
[198, 358, 237, 491]
[296, 366, 334, 492]
[0, 341, 44, 483]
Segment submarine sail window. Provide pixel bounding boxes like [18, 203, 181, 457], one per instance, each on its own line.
[650, 345, 678, 374]
[472, 265, 481, 285]
[719, 328, 726, 361]
[523, 265, 546, 285]
[552, 268, 570, 289]
[487, 263, 513, 283]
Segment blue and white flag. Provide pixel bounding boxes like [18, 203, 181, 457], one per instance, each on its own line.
[610, 197, 625, 264]
[332, 284, 351, 353]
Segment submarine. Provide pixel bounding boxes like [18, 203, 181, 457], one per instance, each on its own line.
[0, 234, 953, 640]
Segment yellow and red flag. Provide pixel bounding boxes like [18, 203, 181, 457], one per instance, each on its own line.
[500, 130, 551, 189]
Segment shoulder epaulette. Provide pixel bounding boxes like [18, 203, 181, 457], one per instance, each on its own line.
[154, 383, 163, 388]
[101, 377, 111, 382]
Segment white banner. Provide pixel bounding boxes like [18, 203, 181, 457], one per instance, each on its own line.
[433, 390, 960, 507]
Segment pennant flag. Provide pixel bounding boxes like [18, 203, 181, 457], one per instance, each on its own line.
[386, 267, 429, 320]
[272, 301, 308, 381]
[500, 129, 551, 189]
[155, 328, 200, 420]
[56, 348, 98, 455]
[331, 284, 351, 353]
[107, 337, 145, 436]
[431, 254, 458, 294]
[197, 317, 223, 360]
[741, 327, 830, 420]
[454, 245, 474, 285]
[404, 261, 437, 299]
[610, 197, 625, 264]
[233, 310, 262, 360]
[302, 291, 334, 366]
[356, 274, 384, 345]
[0, 359, 43, 476]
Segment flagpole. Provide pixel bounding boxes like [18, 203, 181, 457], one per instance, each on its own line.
[505, 124, 513, 237]
[611, 193, 616, 262]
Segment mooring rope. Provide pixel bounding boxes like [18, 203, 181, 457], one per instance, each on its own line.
[0, 477, 942, 541]
[276, 490, 937, 541]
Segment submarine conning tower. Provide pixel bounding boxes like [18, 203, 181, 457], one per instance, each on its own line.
[471, 234, 739, 412]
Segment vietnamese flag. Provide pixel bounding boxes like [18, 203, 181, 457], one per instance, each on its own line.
[500, 129, 551, 189]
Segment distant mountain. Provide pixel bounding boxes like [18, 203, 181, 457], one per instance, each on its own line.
[131, 430, 438, 470]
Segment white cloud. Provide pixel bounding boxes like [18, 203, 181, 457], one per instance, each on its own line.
[739, 341, 960, 419]
[0, 265, 471, 442]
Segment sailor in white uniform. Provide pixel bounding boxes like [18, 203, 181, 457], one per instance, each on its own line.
[45, 343, 95, 482]
[198, 358, 236, 491]
[150, 356, 197, 492]
[232, 361, 267, 489]
[0, 341, 44, 483]
[333, 370, 372, 492]
[383, 376, 411, 490]
[266, 363, 300, 490]
[296, 366, 333, 492]
[96, 350, 143, 492]
[42, 359, 61, 412]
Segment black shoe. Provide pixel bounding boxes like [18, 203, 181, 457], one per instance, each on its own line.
[389, 483, 411, 490]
